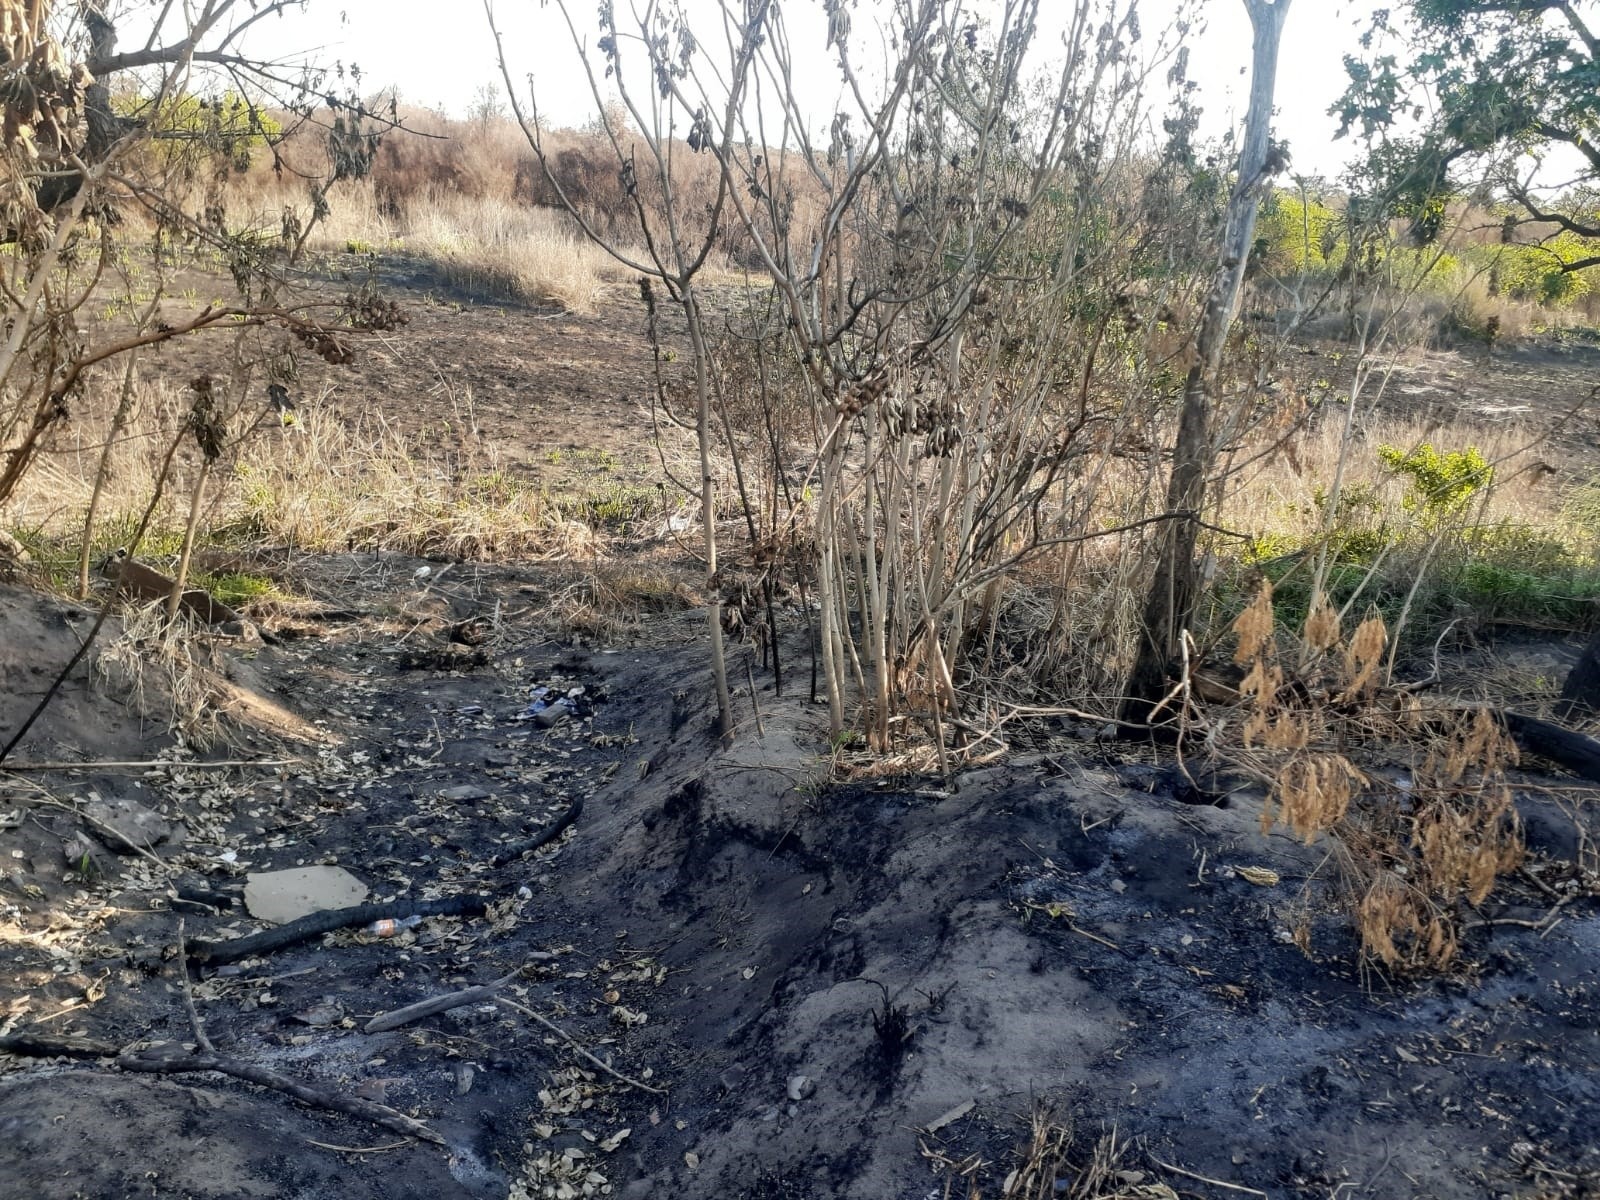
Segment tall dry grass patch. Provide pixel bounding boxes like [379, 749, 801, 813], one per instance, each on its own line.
[229, 106, 798, 309]
[237, 173, 628, 312]
[5, 380, 603, 570]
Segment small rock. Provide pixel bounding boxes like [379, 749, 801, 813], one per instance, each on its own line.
[84, 794, 171, 853]
[455, 1063, 476, 1095]
[440, 742, 510, 769]
[1109, 878, 1127, 894]
[718, 1066, 746, 1094]
[291, 1002, 344, 1027]
[786, 1074, 815, 1102]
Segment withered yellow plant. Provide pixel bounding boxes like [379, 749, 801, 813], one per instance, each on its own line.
[1267, 753, 1365, 844]
[1339, 613, 1388, 703]
[1228, 579, 1524, 971]
[1302, 594, 1342, 654]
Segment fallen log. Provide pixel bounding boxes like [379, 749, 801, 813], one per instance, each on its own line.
[1500, 710, 1600, 785]
[187, 893, 490, 966]
[0, 1034, 121, 1059]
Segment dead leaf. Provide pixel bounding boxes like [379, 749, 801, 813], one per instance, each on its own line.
[1237, 865, 1281, 887]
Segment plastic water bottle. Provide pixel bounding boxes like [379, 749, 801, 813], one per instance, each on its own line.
[365, 914, 422, 937]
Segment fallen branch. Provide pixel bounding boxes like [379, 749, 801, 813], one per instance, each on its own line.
[495, 996, 665, 1095]
[117, 1044, 444, 1144]
[305, 1138, 412, 1154]
[365, 968, 532, 1034]
[488, 796, 584, 868]
[0, 1033, 121, 1059]
[176, 919, 215, 1053]
[187, 893, 490, 966]
[1151, 1157, 1269, 1198]
[0, 757, 300, 772]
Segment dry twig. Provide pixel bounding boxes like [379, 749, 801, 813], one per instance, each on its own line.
[495, 996, 665, 1095]
[1151, 1157, 1269, 1198]
[175, 919, 215, 1053]
[365, 968, 541, 1033]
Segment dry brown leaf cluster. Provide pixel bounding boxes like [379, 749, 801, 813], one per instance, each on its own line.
[1229, 580, 1524, 971]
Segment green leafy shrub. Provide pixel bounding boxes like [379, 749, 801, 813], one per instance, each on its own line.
[1377, 443, 1492, 519]
[1254, 190, 1345, 275]
[115, 89, 282, 170]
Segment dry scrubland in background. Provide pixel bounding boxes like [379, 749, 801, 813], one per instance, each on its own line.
[2, 0, 1600, 982]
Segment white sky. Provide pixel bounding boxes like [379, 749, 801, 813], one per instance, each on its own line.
[238, 0, 1382, 179]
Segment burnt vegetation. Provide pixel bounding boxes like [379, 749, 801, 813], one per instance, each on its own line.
[2, 1, 1600, 1197]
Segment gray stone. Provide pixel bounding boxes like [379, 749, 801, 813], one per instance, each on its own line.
[244, 866, 369, 923]
[439, 784, 492, 802]
[84, 794, 172, 854]
[440, 740, 511, 768]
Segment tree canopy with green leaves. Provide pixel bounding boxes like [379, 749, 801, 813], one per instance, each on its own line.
[1335, 0, 1600, 274]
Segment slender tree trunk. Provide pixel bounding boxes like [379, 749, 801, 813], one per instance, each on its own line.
[77, 355, 140, 599]
[684, 287, 734, 743]
[166, 458, 210, 622]
[1122, 0, 1291, 727]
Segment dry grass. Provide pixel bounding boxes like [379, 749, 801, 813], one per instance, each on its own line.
[240, 178, 630, 313]
[232, 397, 604, 560]
[1221, 408, 1564, 549]
[4, 380, 608, 577]
[230, 106, 780, 311]
[396, 191, 625, 312]
[96, 602, 227, 750]
[541, 560, 699, 642]
[922, 1109, 1166, 1200]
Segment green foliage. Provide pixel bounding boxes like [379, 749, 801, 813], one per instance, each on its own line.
[116, 90, 282, 169]
[1254, 190, 1344, 275]
[1234, 451, 1600, 641]
[563, 481, 659, 532]
[1376, 442, 1492, 518]
[1482, 231, 1596, 305]
[195, 570, 277, 608]
[1562, 477, 1600, 542]
[1335, 1, 1600, 293]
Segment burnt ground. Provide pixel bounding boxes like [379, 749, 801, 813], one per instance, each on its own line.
[1, 556, 1598, 1200]
[3, 264, 1600, 1200]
